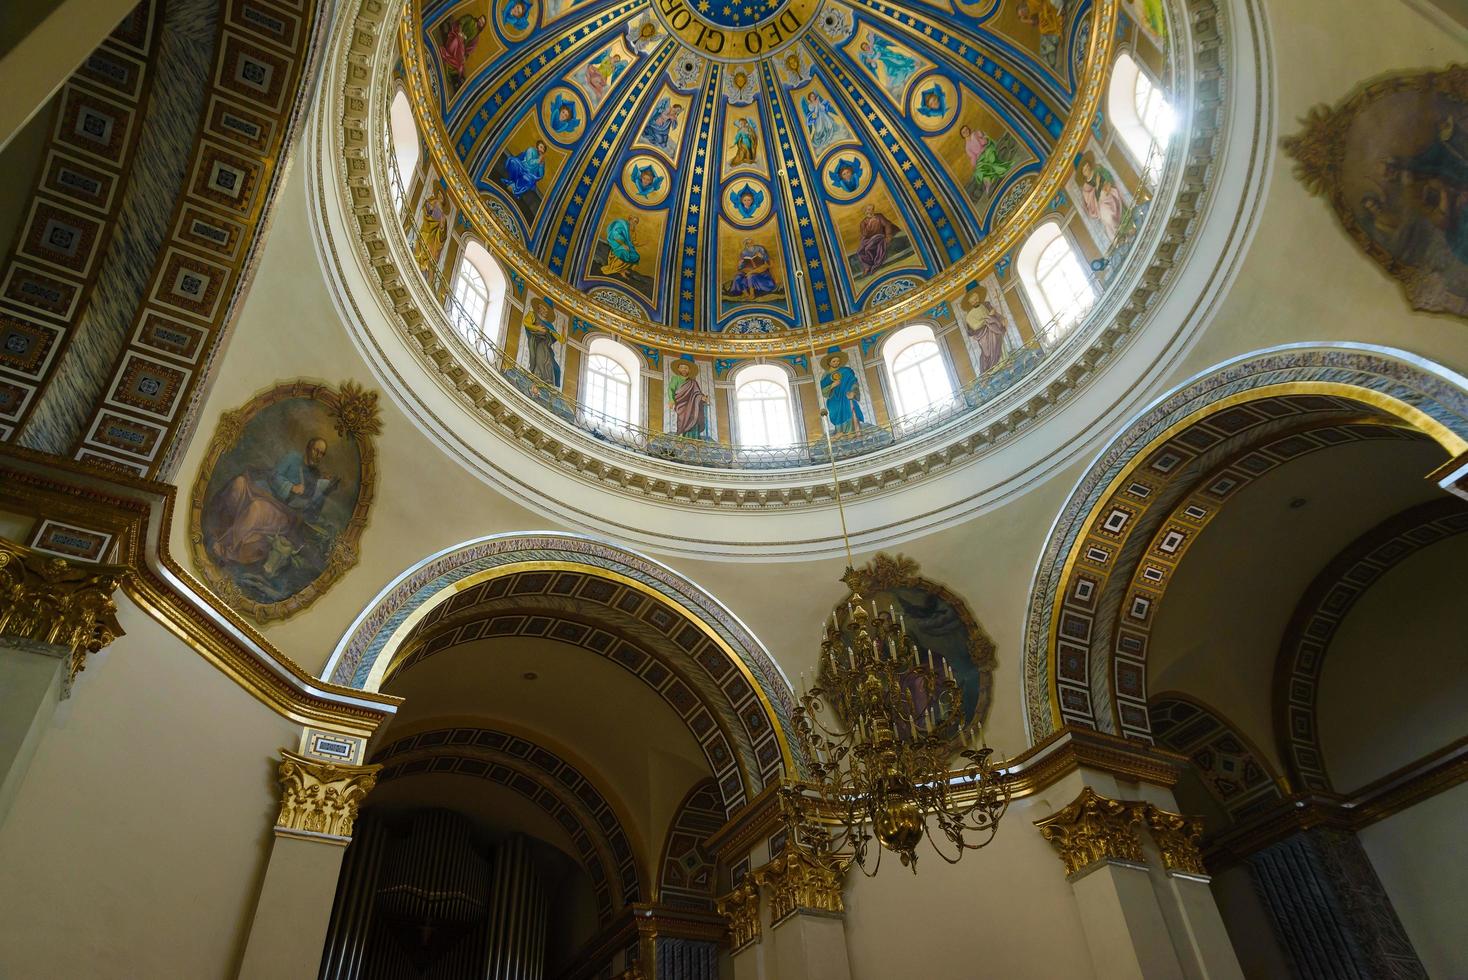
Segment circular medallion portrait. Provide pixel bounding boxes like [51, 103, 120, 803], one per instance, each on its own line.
[821, 150, 872, 202]
[495, 0, 537, 42]
[909, 73, 959, 134]
[541, 87, 586, 145]
[722, 177, 772, 226]
[623, 156, 672, 206]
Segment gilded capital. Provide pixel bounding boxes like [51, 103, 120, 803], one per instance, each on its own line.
[754, 849, 848, 924]
[275, 748, 380, 841]
[715, 878, 761, 950]
[1034, 786, 1146, 876]
[1144, 804, 1208, 877]
[0, 538, 125, 697]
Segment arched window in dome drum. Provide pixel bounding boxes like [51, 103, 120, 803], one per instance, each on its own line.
[1017, 223, 1096, 340]
[733, 364, 797, 448]
[387, 89, 420, 215]
[582, 336, 642, 428]
[1109, 51, 1175, 181]
[883, 324, 955, 421]
[449, 241, 508, 351]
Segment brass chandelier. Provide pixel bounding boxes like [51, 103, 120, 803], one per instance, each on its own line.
[788, 306, 1011, 875]
[788, 569, 1010, 873]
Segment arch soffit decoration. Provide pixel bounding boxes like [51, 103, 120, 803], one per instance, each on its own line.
[1273, 497, 1468, 794]
[327, 533, 802, 814]
[372, 724, 645, 923]
[657, 778, 723, 912]
[1149, 691, 1286, 823]
[1024, 344, 1468, 746]
[383, 589, 764, 815]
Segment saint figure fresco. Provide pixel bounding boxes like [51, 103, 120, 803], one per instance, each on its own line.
[820, 349, 865, 434]
[723, 238, 778, 299]
[414, 187, 449, 272]
[857, 205, 901, 276]
[857, 36, 918, 99]
[436, 13, 488, 96]
[522, 296, 562, 386]
[502, 140, 548, 196]
[641, 97, 684, 150]
[600, 216, 642, 279]
[961, 125, 1015, 202]
[1017, 0, 1065, 69]
[730, 117, 758, 165]
[585, 51, 628, 108]
[1074, 150, 1126, 241]
[667, 357, 709, 438]
[963, 287, 1010, 373]
[803, 92, 845, 155]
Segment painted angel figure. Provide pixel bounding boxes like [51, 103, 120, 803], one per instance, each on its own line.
[641, 97, 684, 149]
[548, 94, 580, 135]
[729, 184, 764, 221]
[858, 36, 917, 98]
[829, 157, 863, 193]
[585, 51, 628, 106]
[730, 117, 758, 165]
[1074, 150, 1126, 241]
[503, 0, 532, 32]
[1017, 0, 1065, 69]
[803, 92, 844, 153]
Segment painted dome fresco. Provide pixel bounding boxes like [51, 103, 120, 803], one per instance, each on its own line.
[404, 0, 1142, 350]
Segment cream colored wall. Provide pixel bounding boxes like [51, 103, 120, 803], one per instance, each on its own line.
[1170, 0, 1468, 384]
[1318, 535, 1468, 791]
[0, 594, 299, 979]
[1358, 781, 1468, 978]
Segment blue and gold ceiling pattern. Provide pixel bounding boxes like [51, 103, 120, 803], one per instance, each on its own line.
[419, 0, 1090, 333]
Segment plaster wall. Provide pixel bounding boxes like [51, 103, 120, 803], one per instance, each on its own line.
[0, 594, 299, 979]
[1317, 534, 1468, 790]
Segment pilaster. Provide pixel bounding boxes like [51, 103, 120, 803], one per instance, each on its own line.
[237, 740, 380, 980]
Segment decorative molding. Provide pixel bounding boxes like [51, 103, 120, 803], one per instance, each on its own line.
[1024, 345, 1468, 744]
[753, 848, 847, 924]
[1151, 692, 1286, 819]
[1274, 498, 1468, 791]
[69, 0, 333, 478]
[0, 445, 398, 735]
[715, 878, 760, 951]
[0, 536, 125, 697]
[659, 779, 721, 911]
[1034, 786, 1146, 877]
[1143, 805, 1208, 878]
[274, 747, 380, 842]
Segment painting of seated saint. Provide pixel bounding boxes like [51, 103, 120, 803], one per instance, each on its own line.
[191, 380, 381, 622]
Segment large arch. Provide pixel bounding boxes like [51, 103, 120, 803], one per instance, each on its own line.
[326, 533, 803, 815]
[1273, 497, 1468, 792]
[1024, 344, 1468, 744]
[371, 724, 646, 924]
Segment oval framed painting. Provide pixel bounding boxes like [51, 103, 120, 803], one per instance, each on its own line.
[189, 380, 381, 622]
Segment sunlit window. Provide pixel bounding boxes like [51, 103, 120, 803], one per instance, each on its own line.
[583, 336, 641, 427]
[734, 365, 796, 447]
[1018, 223, 1096, 337]
[1109, 52, 1175, 179]
[884, 324, 954, 418]
[448, 241, 508, 349]
[388, 89, 420, 214]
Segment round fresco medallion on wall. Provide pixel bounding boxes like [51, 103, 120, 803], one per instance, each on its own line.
[722, 177, 772, 226]
[190, 380, 382, 623]
[623, 156, 672, 206]
[821, 150, 872, 202]
[541, 87, 586, 146]
[909, 73, 959, 133]
[496, 0, 537, 42]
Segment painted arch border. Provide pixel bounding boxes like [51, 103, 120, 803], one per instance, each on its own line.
[1022, 342, 1468, 745]
[325, 530, 806, 770]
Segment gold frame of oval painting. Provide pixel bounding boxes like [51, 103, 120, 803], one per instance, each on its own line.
[189, 380, 381, 623]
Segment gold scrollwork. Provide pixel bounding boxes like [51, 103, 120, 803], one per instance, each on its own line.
[1033, 786, 1147, 877]
[275, 748, 381, 841]
[0, 538, 125, 697]
[1143, 804, 1208, 877]
[715, 878, 761, 950]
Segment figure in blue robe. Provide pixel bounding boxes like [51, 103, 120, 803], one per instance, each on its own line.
[802, 92, 842, 152]
[820, 351, 865, 434]
[502, 141, 547, 196]
[641, 97, 684, 149]
[859, 36, 917, 96]
[601, 216, 641, 279]
[723, 239, 777, 299]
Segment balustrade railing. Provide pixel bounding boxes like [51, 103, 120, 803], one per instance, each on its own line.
[381, 133, 1164, 471]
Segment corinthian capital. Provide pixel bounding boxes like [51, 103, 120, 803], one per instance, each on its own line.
[274, 748, 380, 841]
[1033, 786, 1147, 877]
[715, 878, 761, 950]
[0, 538, 125, 697]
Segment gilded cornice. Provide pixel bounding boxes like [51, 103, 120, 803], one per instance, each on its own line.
[275, 748, 381, 842]
[715, 878, 760, 950]
[323, 0, 1230, 509]
[754, 848, 848, 923]
[1143, 805, 1208, 877]
[0, 446, 398, 736]
[0, 538, 125, 696]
